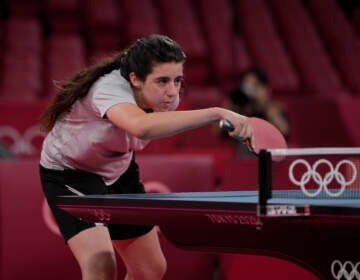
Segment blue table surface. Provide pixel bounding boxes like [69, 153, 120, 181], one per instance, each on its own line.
[76, 190, 360, 208]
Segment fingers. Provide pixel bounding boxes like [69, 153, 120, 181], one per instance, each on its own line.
[243, 121, 255, 151]
[228, 117, 255, 148]
[250, 131, 256, 151]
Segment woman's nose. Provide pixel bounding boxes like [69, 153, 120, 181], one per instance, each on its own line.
[166, 82, 179, 96]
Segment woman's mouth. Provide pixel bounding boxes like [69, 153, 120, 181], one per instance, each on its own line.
[163, 102, 172, 107]
[161, 101, 174, 110]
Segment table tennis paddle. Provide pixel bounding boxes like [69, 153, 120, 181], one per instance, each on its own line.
[219, 117, 287, 161]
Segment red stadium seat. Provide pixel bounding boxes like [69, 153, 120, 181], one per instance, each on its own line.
[120, 0, 161, 43]
[195, 0, 239, 85]
[83, 0, 121, 51]
[285, 97, 354, 147]
[6, 0, 40, 17]
[0, 19, 3, 43]
[0, 25, 3, 81]
[237, 0, 300, 95]
[157, 0, 207, 62]
[46, 34, 86, 59]
[353, 8, 360, 35]
[337, 95, 360, 146]
[45, 34, 86, 97]
[157, 0, 210, 85]
[88, 50, 116, 65]
[1, 51, 43, 99]
[268, 0, 344, 96]
[233, 36, 253, 74]
[185, 86, 225, 109]
[307, 0, 360, 93]
[43, 0, 79, 16]
[183, 63, 211, 86]
[83, 0, 120, 30]
[43, 0, 81, 33]
[4, 17, 42, 54]
[1, 17, 43, 100]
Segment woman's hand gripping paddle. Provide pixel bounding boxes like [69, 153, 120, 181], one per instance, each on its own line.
[220, 117, 287, 162]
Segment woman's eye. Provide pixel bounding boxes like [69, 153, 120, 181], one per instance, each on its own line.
[158, 78, 168, 85]
[174, 77, 183, 85]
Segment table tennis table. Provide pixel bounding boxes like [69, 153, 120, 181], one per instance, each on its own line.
[57, 149, 360, 280]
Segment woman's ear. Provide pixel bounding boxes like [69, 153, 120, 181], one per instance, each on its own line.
[129, 72, 142, 89]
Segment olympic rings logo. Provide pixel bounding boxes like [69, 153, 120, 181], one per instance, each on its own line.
[331, 260, 360, 280]
[289, 159, 357, 197]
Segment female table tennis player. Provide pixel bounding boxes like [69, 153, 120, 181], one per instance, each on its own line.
[39, 34, 254, 280]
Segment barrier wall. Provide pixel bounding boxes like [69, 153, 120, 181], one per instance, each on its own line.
[0, 155, 216, 280]
[0, 159, 80, 279]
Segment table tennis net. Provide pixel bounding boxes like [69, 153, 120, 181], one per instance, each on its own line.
[265, 148, 360, 200]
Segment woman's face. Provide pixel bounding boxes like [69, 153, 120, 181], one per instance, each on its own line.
[132, 62, 184, 112]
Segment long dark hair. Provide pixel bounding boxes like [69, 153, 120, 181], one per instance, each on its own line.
[39, 34, 186, 132]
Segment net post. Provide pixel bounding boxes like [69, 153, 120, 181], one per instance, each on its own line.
[258, 149, 272, 215]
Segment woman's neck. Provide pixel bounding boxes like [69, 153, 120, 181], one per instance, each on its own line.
[132, 88, 152, 112]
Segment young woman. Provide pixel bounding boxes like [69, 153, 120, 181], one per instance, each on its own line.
[39, 34, 254, 280]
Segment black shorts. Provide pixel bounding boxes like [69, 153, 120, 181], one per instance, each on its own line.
[40, 156, 154, 243]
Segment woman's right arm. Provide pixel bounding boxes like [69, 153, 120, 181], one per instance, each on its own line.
[106, 103, 254, 143]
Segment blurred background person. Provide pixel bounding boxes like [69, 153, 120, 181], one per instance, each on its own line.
[224, 67, 290, 156]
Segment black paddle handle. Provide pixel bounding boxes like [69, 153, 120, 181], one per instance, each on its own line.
[220, 119, 254, 153]
[219, 119, 235, 132]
